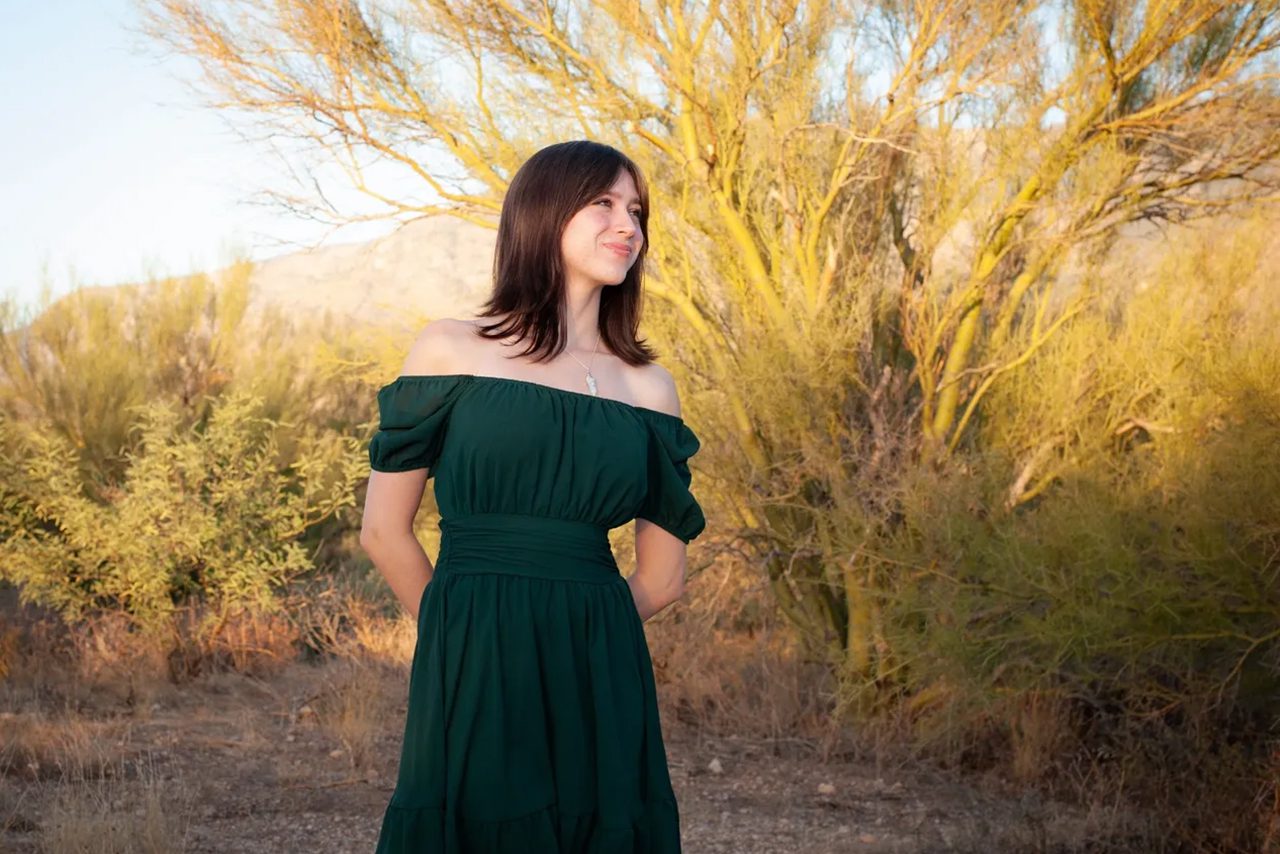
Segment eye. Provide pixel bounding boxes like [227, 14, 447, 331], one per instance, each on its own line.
[594, 198, 642, 218]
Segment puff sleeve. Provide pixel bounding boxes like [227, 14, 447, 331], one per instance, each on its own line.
[368, 375, 468, 476]
[636, 415, 708, 544]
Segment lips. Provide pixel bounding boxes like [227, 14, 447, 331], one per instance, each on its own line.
[603, 243, 631, 257]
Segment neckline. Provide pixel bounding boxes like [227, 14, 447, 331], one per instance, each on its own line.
[393, 372, 687, 425]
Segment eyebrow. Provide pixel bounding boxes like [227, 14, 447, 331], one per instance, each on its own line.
[600, 190, 642, 205]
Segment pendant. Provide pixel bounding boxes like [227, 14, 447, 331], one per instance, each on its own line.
[585, 372, 598, 396]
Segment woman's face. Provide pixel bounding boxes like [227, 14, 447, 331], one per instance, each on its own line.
[559, 168, 644, 289]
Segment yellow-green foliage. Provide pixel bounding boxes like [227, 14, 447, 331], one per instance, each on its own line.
[0, 259, 411, 646]
[0, 266, 252, 487]
[0, 262, 385, 487]
[0, 363, 369, 639]
[868, 217, 1280, 844]
[944, 216, 1280, 700]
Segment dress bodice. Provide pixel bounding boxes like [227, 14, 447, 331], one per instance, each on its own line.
[368, 374, 706, 544]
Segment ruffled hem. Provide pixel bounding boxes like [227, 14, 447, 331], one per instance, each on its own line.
[374, 797, 681, 853]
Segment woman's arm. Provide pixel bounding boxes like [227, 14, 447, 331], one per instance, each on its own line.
[628, 366, 689, 622]
[360, 469, 434, 619]
[629, 518, 688, 621]
[360, 322, 456, 619]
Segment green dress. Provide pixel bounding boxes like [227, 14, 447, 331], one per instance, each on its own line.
[368, 373, 707, 854]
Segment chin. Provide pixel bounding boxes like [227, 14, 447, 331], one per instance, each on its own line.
[594, 267, 630, 286]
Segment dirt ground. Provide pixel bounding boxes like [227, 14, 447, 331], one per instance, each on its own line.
[1, 652, 1138, 854]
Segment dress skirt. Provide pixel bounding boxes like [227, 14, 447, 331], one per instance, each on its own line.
[374, 513, 683, 853]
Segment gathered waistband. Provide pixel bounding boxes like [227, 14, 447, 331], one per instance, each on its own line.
[436, 512, 621, 583]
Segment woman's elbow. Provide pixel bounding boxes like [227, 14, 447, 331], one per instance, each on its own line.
[360, 522, 418, 554]
[358, 524, 389, 552]
[663, 573, 687, 605]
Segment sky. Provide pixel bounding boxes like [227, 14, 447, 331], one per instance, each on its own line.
[0, 1, 400, 316]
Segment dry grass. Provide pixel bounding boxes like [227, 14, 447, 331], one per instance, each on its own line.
[0, 668, 194, 852]
[285, 576, 418, 665]
[34, 752, 191, 854]
[0, 580, 412, 852]
[1, 714, 109, 786]
[165, 606, 303, 683]
[274, 577, 420, 775]
[310, 657, 406, 774]
[1008, 691, 1077, 787]
[645, 550, 854, 759]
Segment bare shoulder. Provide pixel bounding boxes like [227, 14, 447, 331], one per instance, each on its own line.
[398, 317, 473, 376]
[635, 361, 682, 419]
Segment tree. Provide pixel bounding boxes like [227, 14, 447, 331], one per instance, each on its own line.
[137, 0, 1280, 674]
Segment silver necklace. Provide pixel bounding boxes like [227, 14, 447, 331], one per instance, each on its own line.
[564, 330, 601, 396]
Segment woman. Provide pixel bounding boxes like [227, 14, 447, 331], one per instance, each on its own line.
[361, 139, 708, 853]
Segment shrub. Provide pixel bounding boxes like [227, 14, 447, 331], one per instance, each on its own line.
[0, 388, 367, 638]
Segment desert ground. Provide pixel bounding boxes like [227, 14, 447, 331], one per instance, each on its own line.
[0, 585, 1141, 854]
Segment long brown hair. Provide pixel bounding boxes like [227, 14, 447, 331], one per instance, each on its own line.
[473, 140, 658, 366]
